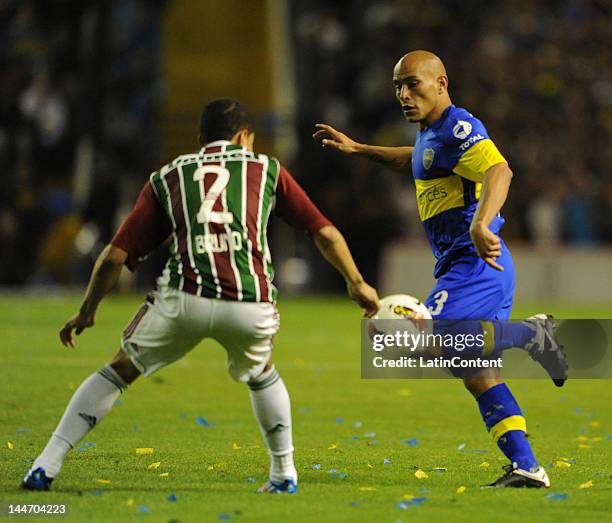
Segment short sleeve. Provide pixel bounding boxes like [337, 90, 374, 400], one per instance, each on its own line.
[446, 115, 507, 182]
[275, 165, 333, 233]
[111, 182, 172, 271]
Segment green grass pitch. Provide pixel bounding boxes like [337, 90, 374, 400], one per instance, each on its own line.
[1, 294, 611, 522]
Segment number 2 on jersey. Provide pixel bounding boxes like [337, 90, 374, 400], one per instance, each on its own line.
[193, 165, 233, 224]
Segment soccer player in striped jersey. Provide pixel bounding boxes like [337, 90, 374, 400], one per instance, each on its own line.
[314, 51, 567, 488]
[22, 98, 379, 494]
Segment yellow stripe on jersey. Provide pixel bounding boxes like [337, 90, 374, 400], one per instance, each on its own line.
[452, 139, 507, 183]
[414, 175, 465, 221]
[490, 415, 527, 443]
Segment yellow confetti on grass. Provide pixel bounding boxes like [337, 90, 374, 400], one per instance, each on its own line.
[126, 498, 134, 507]
[398, 388, 412, 397]
[401, 493, 415, 500]
[159, 472, 169, 478]
[207, 465, 214, 470]
[590, 437, 602, 442]
[232, 442, 241, 450]
[589, 421, 600, 428]
[578, 444, 591, 449]
[576, 436, 588, 442]
[456, 486, 467, 494]
[96, 479, 111, 484]
[135, 448, 154, 455]
[328, 443, 338, 450]
[7, 441, 14, 449]
[414, 469, 429, 480]
[555, 461, 571, 468]
[358, 487, 376, 491]
[479, 462, 490, 468]
[578, 480, 594, 489]
[367, 463, 374, 469]
[147, 462, 161, 470]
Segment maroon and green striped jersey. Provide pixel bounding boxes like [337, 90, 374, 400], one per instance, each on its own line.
[149, 142, 282, 302]
[112, 141, 332, 302]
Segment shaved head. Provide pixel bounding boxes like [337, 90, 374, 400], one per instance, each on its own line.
[394, 50, 447, 79]
[392, 50, 451, 126]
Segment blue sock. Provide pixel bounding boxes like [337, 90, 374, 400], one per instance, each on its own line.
[437, 320, 535, 358]
[490, 321, 535, 352]
[476, 383, 538, 470]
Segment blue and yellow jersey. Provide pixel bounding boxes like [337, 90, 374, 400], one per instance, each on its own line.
[411, 104, 507, 277]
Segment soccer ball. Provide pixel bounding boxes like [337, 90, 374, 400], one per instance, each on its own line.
[368, 294, 432, 339]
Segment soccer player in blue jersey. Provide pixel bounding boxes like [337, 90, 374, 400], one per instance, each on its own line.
[314, 50, 567, 488]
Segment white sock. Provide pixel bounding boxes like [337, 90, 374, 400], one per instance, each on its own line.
[31, 366, 127, 478]
[248, 366, 297, 483]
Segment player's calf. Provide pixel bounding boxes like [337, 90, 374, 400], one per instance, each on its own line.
[21, 362, 131, 489]
[248, 363, 298, 492]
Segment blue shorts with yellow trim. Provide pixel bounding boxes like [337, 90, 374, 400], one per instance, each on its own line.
[425, 242, 515, 321]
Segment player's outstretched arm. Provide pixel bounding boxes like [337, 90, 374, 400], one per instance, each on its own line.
[469, 162, 513, 271]
[313, 225, 379, 317]
[59, 245, 127, 347]
[312, 123, 413, 173]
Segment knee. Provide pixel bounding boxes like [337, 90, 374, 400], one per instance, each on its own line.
[109, 350, 141, 385]
[463, 376, 502, 398]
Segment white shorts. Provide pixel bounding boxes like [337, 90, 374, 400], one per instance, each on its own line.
[120, 286, 280, 382]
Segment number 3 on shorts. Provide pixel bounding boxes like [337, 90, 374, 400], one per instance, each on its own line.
[193, 165, 233, 224]
[429, 290, 448, 316]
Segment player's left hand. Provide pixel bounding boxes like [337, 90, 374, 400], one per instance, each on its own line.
[347, 281, 380, 318]
[470, 225, 504, 271]
[60, 311, 96, 348]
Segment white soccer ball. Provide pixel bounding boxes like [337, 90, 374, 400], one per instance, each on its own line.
[368, 294, 432, 339]
[373, 294, 431, 321]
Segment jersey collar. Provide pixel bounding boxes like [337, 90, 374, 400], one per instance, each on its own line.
[425, 104, 454, 132]
[201, 140, 233, 150]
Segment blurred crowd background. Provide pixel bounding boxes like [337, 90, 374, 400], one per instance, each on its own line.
[1, 0, 610, 290]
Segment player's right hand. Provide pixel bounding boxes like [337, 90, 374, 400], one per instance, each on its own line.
[60, 311, 95, 348]
[347, 281, 380, 318]
[313, 124, 361, 155]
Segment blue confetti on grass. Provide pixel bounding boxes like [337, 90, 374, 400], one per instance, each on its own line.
[218, 513, 231, 520]
[196, 416, 212, 427]
[335, 418, 344, 424]
[396, 497, 427, 509]
[457, 443, 466, 451]
[545, 493, 568, 501]
[383, 458, 392, 465]
[16, 428, 31, 433]
[402, 438, 419, 446]
[91, 490, 102, 496]
[179, 412, 188, 418]
[327, 469, 348, 478]
[606, 435, 612, 441]
[351, 435, 360, 441]
[114, 399, 124, 406]
[84, 442, 96, 447]
[166, 493, 177, 502]
[364, 432, 377, 438]
[418, 488, 432, 494]
[246, 477, 257, 483]
[312, 464, 321, 470]
[138, 505, 150, 513]
[350, 501, 360, 507]
[76, 447, 88, 452]
[298, 406, 312, 414]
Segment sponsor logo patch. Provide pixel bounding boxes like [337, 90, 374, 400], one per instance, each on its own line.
[453, 120, 473, 139]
